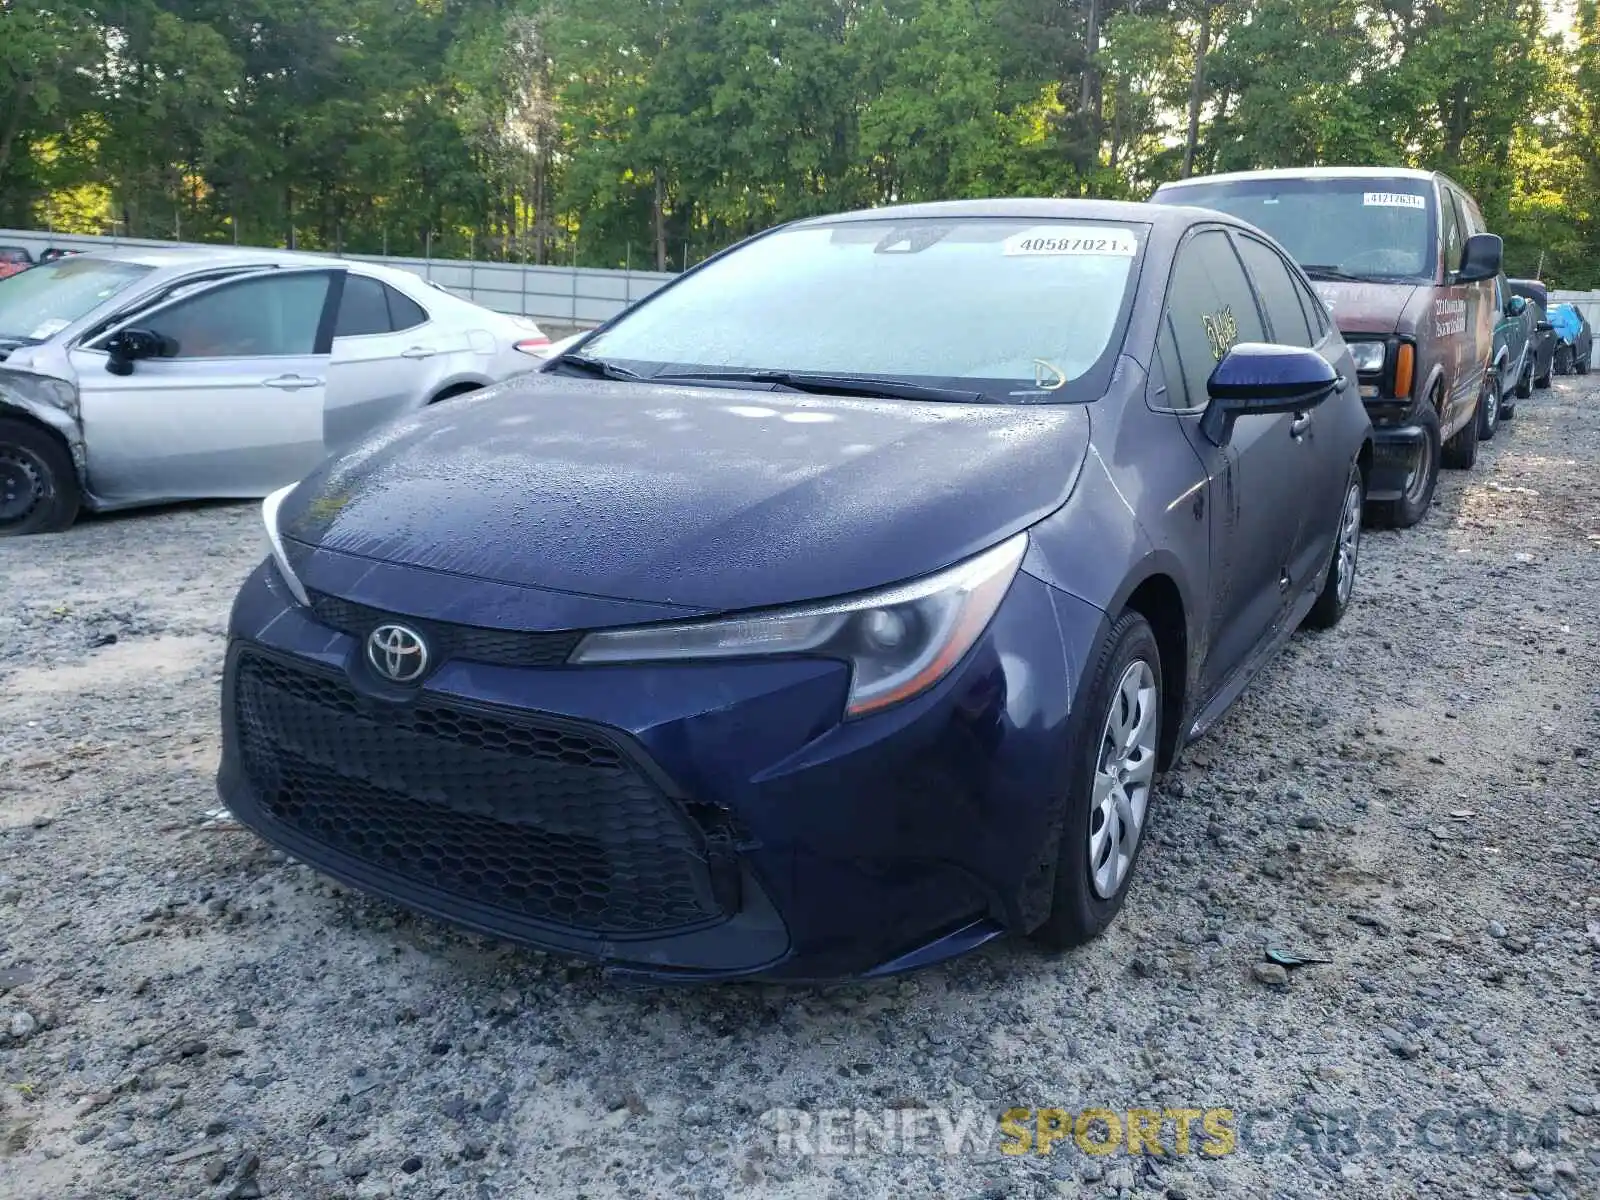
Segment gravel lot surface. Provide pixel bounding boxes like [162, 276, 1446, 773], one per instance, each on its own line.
[1, 379, 1597, 1200]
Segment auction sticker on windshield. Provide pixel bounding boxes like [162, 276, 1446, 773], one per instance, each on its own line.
[1004, 227, 1139, 257]
[1362, 192, 1426, 209]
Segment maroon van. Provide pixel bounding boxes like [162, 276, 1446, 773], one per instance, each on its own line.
[1152, 168, 1502, 528]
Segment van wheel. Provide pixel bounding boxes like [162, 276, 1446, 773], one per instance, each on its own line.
[1367, 401, 1439, 529]
[0, 419, 81, 536]
[1475, 367, 1500, 441]
[1442, 388, 1480, 469]
[1031, 611, 1161, 950]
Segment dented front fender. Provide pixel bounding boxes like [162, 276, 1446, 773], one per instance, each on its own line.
[0, 367, 87, 484]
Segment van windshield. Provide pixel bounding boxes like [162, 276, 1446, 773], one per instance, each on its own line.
[1161, 177, 1437, 284]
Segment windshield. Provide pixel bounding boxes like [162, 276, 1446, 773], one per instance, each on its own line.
[0, 256, 153, 343]
[579, 216, 1147, 402]
[1162, 178, 1437, 283]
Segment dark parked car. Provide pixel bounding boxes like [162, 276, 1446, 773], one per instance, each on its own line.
[1509, 278, 1557, 389]
[1549, 302, 1592, 375]
[219, 199, 1374, 982]
[1153, 167, 1504, 529]
[1486, 273, 1535, 432]
[0, 246, 32, 281]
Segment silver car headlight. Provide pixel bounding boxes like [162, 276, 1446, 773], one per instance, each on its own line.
[1347, 341, 1387, 373]
[571, 532, 1029, 718]
[261, 484, 310, 607]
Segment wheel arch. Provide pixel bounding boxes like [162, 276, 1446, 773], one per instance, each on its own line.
[427, 377, 490, 405]
[1111, 566, 1191, 772]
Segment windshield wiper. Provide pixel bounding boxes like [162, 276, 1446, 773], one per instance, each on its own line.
[548, 352, 644, 382]
[649, 369, 985, 404]
[1299, 265, 1368, 282]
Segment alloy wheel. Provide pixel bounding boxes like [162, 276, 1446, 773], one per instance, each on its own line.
[1335, 476, 1362, 606]
[1088, 660, 1159, 899]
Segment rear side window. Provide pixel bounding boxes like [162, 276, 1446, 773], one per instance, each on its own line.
[1158, 229, 1268, 409]
[334, 274, 430, 337]
[1234, 235, 1313, 348]
[336, 275, 392, 337]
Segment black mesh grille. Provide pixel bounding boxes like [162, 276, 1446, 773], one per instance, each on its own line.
[232, 651, 723, 936]
[307, 592, 582, 669]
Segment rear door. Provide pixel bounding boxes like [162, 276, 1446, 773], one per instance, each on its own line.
[71, 269, 341, 502]
[325, 273, 444, 450]
[1152, 227, 1312, 696]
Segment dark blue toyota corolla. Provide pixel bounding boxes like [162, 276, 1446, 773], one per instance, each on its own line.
[219, 199, 1373, 982]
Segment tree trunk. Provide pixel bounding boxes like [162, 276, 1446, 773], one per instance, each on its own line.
[654, 173, 667, 271]
[1182, 2, 1213, 180]
[0, 79, 36, 185]
[1081, 0, 1103, 170]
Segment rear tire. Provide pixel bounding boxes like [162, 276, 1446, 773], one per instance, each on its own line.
[1442, 387, 1480, 469]
[1367, 400, 1439, 529]
[0, 418, 81, 536]
[1032, 611, 1162, 951]
[1304, 463, 1364, 631]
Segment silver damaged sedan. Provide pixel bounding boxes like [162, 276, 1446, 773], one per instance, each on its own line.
[0, 247, 551, 534]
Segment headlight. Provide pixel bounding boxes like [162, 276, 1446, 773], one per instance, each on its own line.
[571, 532, 1029, 718]
[1347, 341, 1387, 373]
[261, 484, 310, 606]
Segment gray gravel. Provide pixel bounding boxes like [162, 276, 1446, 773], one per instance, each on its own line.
[2, 378, 1598, 1199]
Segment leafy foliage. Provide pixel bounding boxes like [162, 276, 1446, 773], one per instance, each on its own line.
[0, 0, 1594, 283]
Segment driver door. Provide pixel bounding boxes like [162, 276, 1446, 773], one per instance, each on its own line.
[1154, 228, 1313, 697]
[69, 269, 343, 503]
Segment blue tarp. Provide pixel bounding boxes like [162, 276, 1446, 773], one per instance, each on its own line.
[1548, 302, 1584, 344]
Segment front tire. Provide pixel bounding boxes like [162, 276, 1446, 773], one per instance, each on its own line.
[1304, 463, 1364, 630]
[1442, 386, 1480, 469]
[1367, 400, 1439, 529]
[1032, 611, 1162, 951]
[0, 419, 81, 536]
[1476, 367, 1500, 441]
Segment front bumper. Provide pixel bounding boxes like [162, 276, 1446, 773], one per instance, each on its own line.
[1362, 423, 1425, 503]
[217, 559, 1106, 982]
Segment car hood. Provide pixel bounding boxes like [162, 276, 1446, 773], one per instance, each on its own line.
[1308, 280, 1419, 336]
[279, 376, 1092, 615]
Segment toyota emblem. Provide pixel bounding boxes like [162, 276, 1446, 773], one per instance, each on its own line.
[366, 623, 430, 684]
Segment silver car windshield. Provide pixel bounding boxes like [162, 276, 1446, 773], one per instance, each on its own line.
[0, 257, 154, 343]
[581, 217, 1146, 401]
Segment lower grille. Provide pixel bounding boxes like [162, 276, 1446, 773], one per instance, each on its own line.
[307, 592, 582, 669]
[232, 650, 724, 936]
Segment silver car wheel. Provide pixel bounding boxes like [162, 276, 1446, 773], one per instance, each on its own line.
[1088, 660, 1158, 900]
[1336, 476, 1362, 606]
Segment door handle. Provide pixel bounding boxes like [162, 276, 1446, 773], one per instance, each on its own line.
[400, 346, 438, 360]
[1289, 412, 1313, 438]
[262, 375, 323, 391]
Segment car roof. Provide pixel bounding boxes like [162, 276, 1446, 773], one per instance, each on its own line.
[1157, 166, 1439, 189]
[59, 245, 345, 272]
[789, 196, 1236, 233]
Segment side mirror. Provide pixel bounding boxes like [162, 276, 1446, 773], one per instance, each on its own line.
[103, 328, 171, 376]
[1507, 295, 1528, 317]
[1536, 319, 1554, 333]
[1456, 233, 1502, 283]
[1201, 343, 1339, 446]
